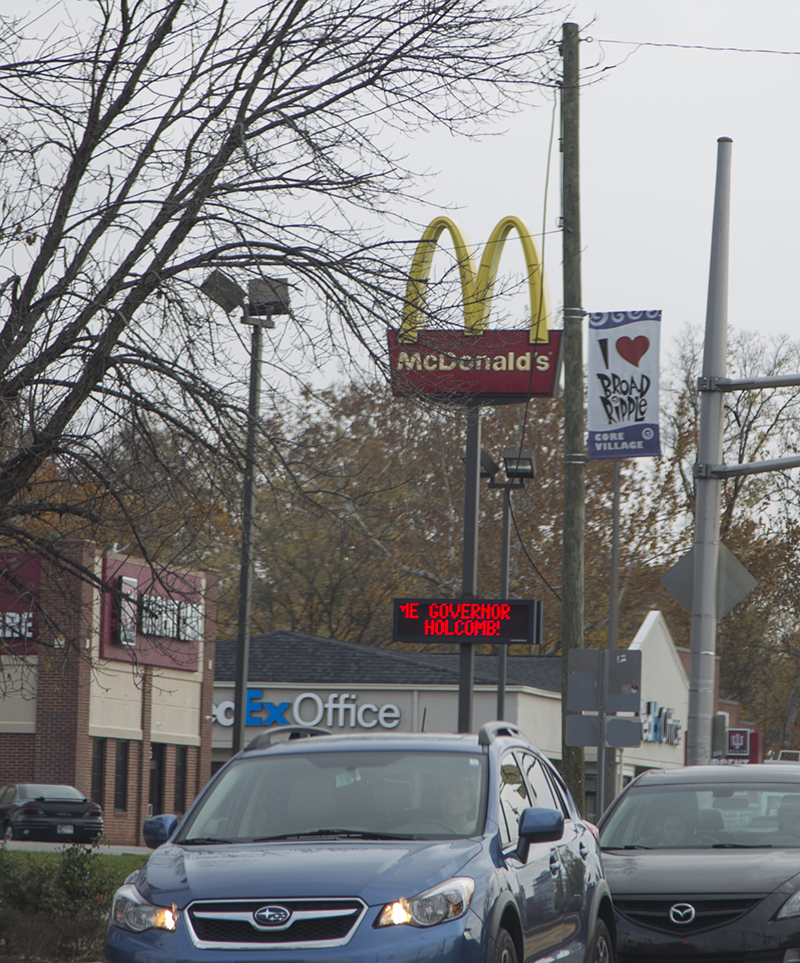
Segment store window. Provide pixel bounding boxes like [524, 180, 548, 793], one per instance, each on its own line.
[91, 738, 106, 809]
[114, 740, 129, 811]
[174, 745, 188, 814]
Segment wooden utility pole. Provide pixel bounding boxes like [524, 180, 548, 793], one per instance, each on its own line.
[560, 21, 585, 809]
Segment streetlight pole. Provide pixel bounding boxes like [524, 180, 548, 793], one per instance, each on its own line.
[484, 448, 534, 720]
[200, 271, 290, 755]
[232, 308, 262, 755]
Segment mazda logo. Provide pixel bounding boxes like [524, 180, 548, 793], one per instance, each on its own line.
[669, 903, 696, 925]
[253, 905, 292, 928]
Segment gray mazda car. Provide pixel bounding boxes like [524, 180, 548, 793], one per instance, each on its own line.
[598, 763, 800, 963]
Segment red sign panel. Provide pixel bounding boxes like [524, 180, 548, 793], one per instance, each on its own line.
[394, 598, 538, 646]
[100, 558, 205, 670]
[388, 329, 562, 403]
[0, 554, 41, 654]
[727, 728, 750, 757]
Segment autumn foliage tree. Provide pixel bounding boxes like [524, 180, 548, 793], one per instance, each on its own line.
[234, 327, 800, 754]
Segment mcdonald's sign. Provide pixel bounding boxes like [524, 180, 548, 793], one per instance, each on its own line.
[389, 216, 562, 403]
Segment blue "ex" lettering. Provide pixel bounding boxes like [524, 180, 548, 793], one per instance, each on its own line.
[263, 702, 291, 726]
[245, 691, 291, 726]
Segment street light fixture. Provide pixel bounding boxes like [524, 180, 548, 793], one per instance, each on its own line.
[501, 449, 535, 480]
[483, 448, 535, 719]
[201, 270, 290, 754]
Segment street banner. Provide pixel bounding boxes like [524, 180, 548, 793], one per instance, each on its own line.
[587, 310, 661, 459]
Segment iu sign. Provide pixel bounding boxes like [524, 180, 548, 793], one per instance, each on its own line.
[388, 216, 562, 403]
[393, 598, 540, 646]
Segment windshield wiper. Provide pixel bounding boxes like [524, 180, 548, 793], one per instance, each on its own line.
[253, 829, 420, 842]
[602, 844, 653, 850]
[180, 837, 233, 845]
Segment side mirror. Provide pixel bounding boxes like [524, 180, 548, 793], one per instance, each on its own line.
[517, 807, 564, 863]
[143, 813, 178, 849]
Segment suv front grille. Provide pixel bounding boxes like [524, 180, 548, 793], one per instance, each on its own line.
[614, 895, 761, 935]
[186, 898, 367, 949]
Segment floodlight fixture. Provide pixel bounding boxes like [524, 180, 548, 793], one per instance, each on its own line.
[480, 449, 501, 480]
[248, 278, 290, 320]
[502, 449, 535, 480]
[200, 270, 245, 314]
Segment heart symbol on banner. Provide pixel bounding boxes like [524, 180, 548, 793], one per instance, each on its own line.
[616, 336, 649, 367]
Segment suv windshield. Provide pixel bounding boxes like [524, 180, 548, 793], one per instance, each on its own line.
[178, 749, 487, 842]
[601, 782, 800, 849]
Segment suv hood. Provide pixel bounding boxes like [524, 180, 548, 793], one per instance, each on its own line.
[602, 847, 800, 896]
[138, 838, 482, 908]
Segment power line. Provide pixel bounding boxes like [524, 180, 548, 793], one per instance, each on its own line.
[590, 37, 800, 57]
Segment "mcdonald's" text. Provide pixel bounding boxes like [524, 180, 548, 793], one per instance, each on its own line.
[394, 350, 552, 373]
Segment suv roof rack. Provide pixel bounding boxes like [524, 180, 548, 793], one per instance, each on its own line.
[244, 726, 332, 751]
[478, 721, 524, 747]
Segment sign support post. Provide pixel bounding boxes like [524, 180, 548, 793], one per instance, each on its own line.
[459, 406, 481, 732]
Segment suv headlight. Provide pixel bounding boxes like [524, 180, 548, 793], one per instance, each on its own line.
[111, 883, 179, 933]
[376, 877, 474, 928]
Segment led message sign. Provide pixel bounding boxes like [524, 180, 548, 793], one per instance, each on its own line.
[393, 598, 539, 646]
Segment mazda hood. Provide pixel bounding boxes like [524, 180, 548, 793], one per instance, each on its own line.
[602, 847, 800, 896]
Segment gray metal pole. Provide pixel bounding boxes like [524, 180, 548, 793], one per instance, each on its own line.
[688, 137, 732, 766]
[597, 460, 621, 816]
[458, 405, 481, 732]
[560, 20, 585, 809]
[231, 316, 263, 755]
[497, 486, 511, 720]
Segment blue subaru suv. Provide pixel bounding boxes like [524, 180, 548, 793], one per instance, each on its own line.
[106, 723, 614, 963]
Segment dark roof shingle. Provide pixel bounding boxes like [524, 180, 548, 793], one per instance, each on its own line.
[214, 630, 561, 692]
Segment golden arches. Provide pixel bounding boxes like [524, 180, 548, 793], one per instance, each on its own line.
[400, 215, 551, 344]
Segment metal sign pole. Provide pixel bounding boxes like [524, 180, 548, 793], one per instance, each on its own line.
[458, 405, 481, 732]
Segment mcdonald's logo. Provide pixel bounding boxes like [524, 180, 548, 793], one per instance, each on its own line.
[389, 216, 562, 402]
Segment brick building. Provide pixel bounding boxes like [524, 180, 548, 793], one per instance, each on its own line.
[0, 541, 216, 846]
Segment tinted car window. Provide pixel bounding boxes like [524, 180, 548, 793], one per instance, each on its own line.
[518, 752, 563, 813]
[498, 755, 531, 848]
[601, 781, 800, 848]
[23, 784, 85, 800]
[178, 750, 487, 841]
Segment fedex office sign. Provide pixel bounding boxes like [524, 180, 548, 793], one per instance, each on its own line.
[213, 690, 401, 730]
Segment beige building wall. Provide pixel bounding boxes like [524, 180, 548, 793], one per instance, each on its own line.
[150, 662, 203, 746]
[0, 657, 37, 733]
[88, 661, 143, 740]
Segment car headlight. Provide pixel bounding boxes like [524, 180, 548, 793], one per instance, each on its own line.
[777, 890, 800, 920]
[111, 883, 179, 933]
[376, 877, 474, 928]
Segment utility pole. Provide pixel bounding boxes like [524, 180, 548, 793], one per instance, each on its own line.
[560, 21, 585, 808]
[688, 137, 732, 765]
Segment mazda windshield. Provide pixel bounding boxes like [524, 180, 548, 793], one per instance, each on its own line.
[601, 781, 800, 849]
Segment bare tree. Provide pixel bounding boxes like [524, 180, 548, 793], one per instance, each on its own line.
[0, 0, 558, 668]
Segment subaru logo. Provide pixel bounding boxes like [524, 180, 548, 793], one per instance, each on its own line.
[253, 905, 292, 928]
[669, 903, 696, 925]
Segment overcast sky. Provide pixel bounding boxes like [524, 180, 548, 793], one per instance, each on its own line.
[402, 0, 800, 370]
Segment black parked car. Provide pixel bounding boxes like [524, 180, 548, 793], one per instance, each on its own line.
[598, 763, 800, 963]
[0, 783, 103, 843]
